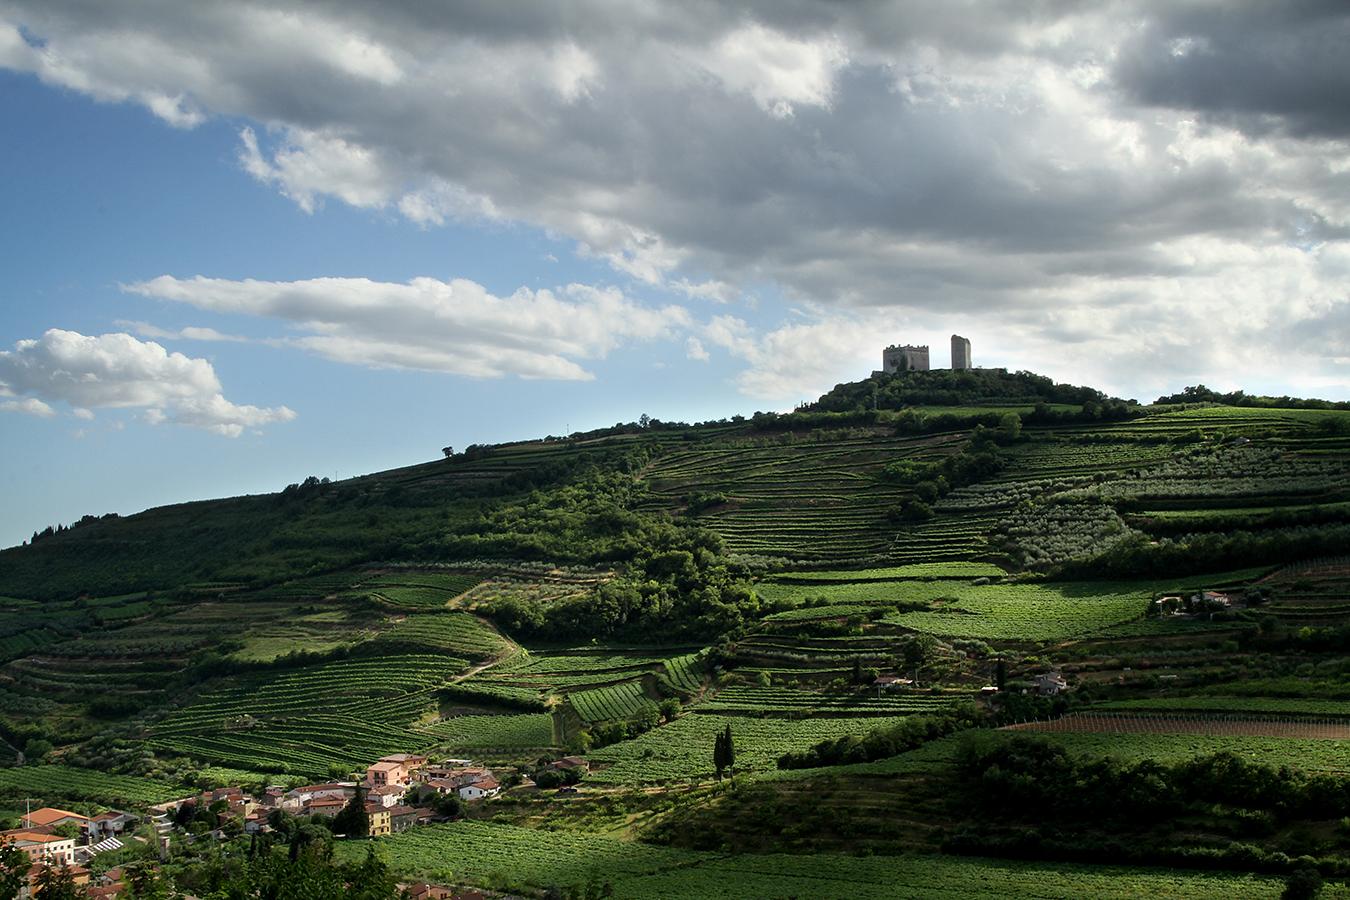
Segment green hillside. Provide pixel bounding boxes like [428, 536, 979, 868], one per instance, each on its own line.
[2, 372, 1349, 896]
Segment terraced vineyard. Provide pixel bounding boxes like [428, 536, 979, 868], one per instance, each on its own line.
[587, 714, 916, 783]
[642, 431, 967, 562]
[338, 821, 1293, 899]
[422, 713, 556, 750]
[699, 685, 964, 717]
[570, 680, 655, 723]
[375, 610, 509, 659]
[0, 765, 184, 805]
[150, 654, 468, 774]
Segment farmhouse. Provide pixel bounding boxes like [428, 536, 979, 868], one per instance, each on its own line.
[87, 810, 136, 839]
[1034, 672, 1069, 696]
[873, 675, 912, 689]
[458, 776, 501, 802]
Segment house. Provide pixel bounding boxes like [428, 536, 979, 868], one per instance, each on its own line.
[873, 676, 912, 690]
[457, 776, 500, 802]
[21, 808, 89, 830]
[379, 753, 428, 771]
[87, 811, 136, 840]
[1, 829, 77, 867]
[387, 805, 419, 833]
[1034, 672, 1069, 696]
[979, 685, 1000, 694]
[424, 778, 459, 797]
[283, 783, 354, 811]
[404, 883, 454, 900]
[302, 798, 346, 818]
[243, 810, 271, 834]
[369, 783, 407, 808]
[366, 760, 411, 788]
[260, 786, 286, 808]
[364, 803, 392, 837]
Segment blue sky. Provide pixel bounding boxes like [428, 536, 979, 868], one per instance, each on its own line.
[2, 3, 1347, 549]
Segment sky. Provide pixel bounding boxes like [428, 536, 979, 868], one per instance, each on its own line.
[1, 1, 1348, 549]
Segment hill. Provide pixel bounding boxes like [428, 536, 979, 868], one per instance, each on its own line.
[2, 371, 1349, 897]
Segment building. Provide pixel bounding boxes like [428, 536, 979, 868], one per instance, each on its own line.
[302, 798, 346, 819]
[882, 344, 930, 373]
[951, 334, 972, 369]
[1, 829, 77, 867]
[283, 783, 354, 811]
[1034, 672, 1069, 696]
[87, 811, 136, 840]
[370, 783, 407, 808]
[458, 776, 500, 802]
[364, 804, 392, 837]
[366, 761, 411, 788]
[21, 808, 89, 830]
[387, 805, 419, 833]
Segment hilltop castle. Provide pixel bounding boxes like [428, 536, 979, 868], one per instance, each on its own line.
[881, 335, 972, 373]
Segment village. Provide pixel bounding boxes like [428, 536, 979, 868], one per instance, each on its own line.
[1, 750, 591, 899]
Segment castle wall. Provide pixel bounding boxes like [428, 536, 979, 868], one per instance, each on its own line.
[882, 344, 930, 373]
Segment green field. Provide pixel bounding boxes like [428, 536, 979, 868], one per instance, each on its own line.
[337, 821, 1299, 899]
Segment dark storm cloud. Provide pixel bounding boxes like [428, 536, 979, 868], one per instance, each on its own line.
[1115, 0, 1350, 138]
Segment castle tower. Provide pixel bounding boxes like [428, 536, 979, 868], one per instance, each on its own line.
[951, 334, 972, 370]
[882, 344, 930, 373]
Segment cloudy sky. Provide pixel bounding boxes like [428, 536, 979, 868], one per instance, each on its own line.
[2, 1, 1348, 547]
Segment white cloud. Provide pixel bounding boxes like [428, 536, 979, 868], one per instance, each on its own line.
[126, 274, 692, 380]
[685, 337, 710, 362]
[696, 23, 846, 118]
[1, 397, 55, 418]
[0, 330, 295, 437]
[117, 320, 249, 342]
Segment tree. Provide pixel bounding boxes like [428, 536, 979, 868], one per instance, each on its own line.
[899, 634, 938, 681]
[713, 728, 728, 781]
[343, 845, 399, 900]
[0, 840, 27, 900]
[333, 784, 370, 838]
[995, 659, 1007, 691]
[32, 862, 79, 900]
[122, 860, 170, 900]
[713, 723, 736, 781]
[1282, 865, 1322, 900]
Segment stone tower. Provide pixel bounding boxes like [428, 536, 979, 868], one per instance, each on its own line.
[951, 334, 972, 370]
[882, 344, 930, 373]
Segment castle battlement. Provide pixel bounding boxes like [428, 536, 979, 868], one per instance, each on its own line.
[883, 336, 972, 373]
